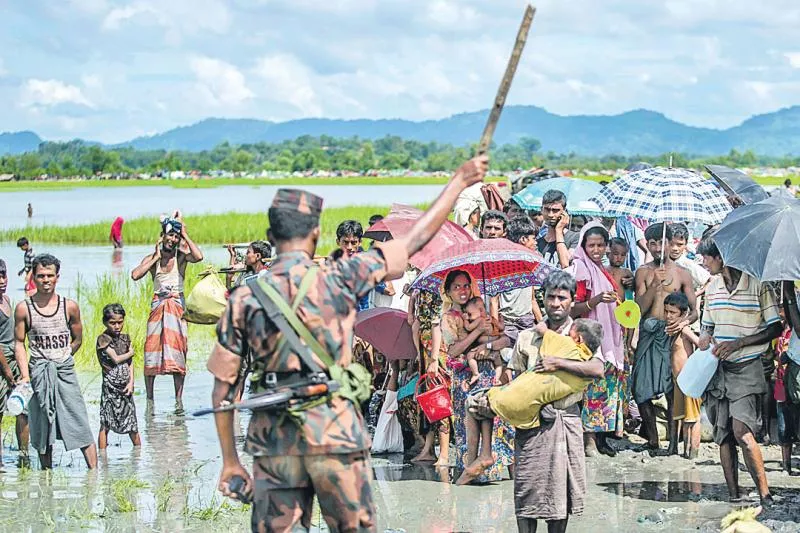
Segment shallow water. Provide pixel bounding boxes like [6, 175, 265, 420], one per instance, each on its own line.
[3, 366, 800, 531]
[0, 184, 442, 228]
[0, 244, 231, 297]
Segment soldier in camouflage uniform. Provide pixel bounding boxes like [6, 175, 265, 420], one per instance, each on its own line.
[207, 155, 488, 533]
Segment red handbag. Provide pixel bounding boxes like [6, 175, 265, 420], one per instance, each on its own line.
[415, 372, 453, 423]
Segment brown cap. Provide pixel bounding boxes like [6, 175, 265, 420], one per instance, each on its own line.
[271, 189, 323, 217]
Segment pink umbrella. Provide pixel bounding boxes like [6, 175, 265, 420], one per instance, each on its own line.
[364, 204, 473, 270]
[355, 308, 416, 361]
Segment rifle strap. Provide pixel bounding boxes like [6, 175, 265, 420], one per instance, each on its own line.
[248, 266, 330, 375]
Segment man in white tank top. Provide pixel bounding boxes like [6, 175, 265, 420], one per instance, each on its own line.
[14, 254, 97, 469]
[131, 214, 203, 410]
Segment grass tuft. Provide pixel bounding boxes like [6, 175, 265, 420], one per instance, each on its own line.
[108, 476, 149, 513]
[0, 205, 402, 254]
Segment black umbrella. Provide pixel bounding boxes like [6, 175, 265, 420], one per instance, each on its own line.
[705, 165, 769, 206]
[713, 195, 800, 281]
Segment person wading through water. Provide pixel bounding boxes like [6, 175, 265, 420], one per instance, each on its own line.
[131, 213, 203, 411]
[14, 254, 97, 469]
[207, 156, 489, 532]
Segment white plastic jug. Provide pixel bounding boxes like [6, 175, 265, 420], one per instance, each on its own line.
[677, 347, 719, 399]
[7, 382, 33, 416]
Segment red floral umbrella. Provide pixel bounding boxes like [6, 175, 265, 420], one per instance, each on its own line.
[364, 204, 474, 270]
[410, 238, 555, 296]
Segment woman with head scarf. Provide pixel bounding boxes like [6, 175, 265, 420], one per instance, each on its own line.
[110, 217, 124, 249]
[439, 269, 513, 482]
[568, 221, 627, 458]
[131, 212, 203, 409]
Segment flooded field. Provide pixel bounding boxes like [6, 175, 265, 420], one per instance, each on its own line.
[0, 184, 443, 228]
[3, 360, 800, 532]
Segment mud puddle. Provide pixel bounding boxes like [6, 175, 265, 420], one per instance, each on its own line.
[3, 370, 800, 531]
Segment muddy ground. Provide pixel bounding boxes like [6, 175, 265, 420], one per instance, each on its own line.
[2, 372, 799, 532]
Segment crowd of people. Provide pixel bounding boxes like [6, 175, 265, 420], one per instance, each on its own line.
[326, 178, 796, 530]
[0, 156, 798, 532]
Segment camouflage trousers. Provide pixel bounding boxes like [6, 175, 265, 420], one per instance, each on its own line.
[252, 450, 377, 533]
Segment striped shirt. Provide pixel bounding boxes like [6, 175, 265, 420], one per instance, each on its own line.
[23, 248, 34, 273]
[701, 273, 781, 363]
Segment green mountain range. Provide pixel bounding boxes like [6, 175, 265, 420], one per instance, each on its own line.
[2, 105, 799, 157]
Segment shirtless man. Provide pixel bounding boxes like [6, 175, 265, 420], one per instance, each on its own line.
[632, 223, 697, 454]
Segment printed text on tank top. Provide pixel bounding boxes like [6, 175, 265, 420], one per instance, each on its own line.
[26, 296, 72, 362]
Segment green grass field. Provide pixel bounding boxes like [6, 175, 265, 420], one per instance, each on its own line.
[73, 263, 217, 371]
[0, 175, 507, 192]
[0, 206, 403, 253]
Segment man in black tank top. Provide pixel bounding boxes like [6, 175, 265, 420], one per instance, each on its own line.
[14, 254, 96, 470]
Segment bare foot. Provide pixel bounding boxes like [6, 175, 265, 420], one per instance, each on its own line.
[455, 457, 494, 486]
[411, 453, 437, 463]
[469, 375, 479, 387]
[433, 458, 450, 467]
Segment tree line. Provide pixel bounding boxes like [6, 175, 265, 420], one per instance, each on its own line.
[1, 135, 798, 179]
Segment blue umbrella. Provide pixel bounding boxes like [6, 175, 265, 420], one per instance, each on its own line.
[512, 177, 606, 216]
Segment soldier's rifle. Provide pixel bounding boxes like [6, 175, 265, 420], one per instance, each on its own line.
[193, 377, 340, 416]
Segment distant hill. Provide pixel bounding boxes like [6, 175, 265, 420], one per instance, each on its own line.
[116, 105, 800, 156]
[3, 105, 800, 156]
[0, 131, 42, 155]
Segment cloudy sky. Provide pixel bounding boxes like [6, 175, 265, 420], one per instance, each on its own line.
[1, 0, 799, 143]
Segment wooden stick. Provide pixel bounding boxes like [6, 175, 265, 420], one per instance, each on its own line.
[477, 5, 536, 155]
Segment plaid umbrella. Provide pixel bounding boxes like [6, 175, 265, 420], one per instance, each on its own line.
[591, 167, 731, 224]
[409, 238, 555, 296]
[512, 177, 606, 216]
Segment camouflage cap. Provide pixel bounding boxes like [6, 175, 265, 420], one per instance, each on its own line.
[271, 189, 323, 218]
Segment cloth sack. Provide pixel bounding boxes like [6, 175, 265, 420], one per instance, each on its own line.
[185, 268, 227, 324]
[487, 331, 592, 429]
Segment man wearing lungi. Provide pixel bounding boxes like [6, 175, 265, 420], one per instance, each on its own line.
[14, 254, 96, 469]
[632, 223, 697, 454]
[131, 214, 203, 409]
[508, 271, 603, 533]
[697, 237, 782, 506]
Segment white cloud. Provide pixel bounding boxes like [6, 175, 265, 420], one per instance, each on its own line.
[424, 0, 480, 30]
[68, 0, 108, 14]
[252, 54, 322, 117]
[20, 79, 95, 109]
[746, 81, 773, 99]
[102, 0, 230, 36]
[2, 0, 799, 142]
[102, 4, 155, 30]
[190, 56, 254, 106]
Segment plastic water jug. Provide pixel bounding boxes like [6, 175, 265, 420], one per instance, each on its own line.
[677, 347, 718, 399]
[7, 382, 33, 416]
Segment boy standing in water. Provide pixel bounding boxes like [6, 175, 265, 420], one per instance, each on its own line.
[16, 238, 35, 297]
[0, 259, 30, 460]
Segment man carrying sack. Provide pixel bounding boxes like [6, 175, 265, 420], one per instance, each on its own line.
[207, 156, 489, 532]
